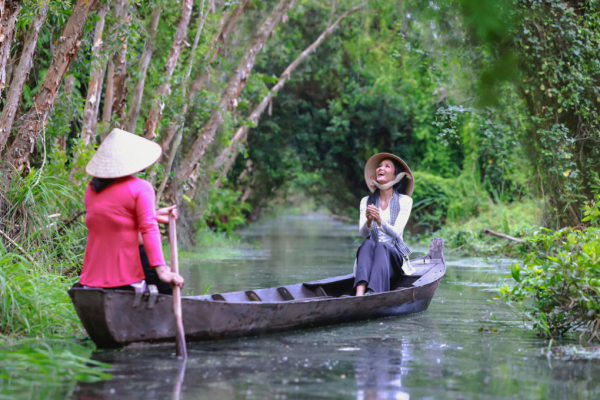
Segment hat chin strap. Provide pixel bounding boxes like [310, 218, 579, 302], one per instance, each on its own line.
[372, 172, 411, 191]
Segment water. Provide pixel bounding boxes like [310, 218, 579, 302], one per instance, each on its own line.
[30, 216, 600, 398]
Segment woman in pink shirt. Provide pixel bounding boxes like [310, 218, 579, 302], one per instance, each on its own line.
[79, 128, 184, 292]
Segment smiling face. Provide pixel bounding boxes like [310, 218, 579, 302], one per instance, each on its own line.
[375, 159, 396, 184]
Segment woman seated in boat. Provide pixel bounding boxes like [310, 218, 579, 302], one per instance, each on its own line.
[79, 128, 184, 293]
[354, 153, 415, 296]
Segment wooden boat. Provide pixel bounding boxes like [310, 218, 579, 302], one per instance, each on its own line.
[69, 238, 446, 348]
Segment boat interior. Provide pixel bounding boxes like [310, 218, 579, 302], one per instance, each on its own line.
[187, 257, 443, 303]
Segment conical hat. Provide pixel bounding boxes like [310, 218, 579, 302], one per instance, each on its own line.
[86, 129, 162, 178]
[364, 153, 414, 196]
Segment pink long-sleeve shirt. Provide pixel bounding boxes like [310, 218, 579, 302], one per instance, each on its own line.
[80, 176, 166, 288]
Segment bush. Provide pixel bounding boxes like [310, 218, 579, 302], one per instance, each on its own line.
[198, 187, 252, 234]
[501, 197, 600, 343]
[411, 171, 489, 232]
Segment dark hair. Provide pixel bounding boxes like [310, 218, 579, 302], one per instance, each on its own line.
[90, 177, 116, 193]
[390, 159, 408, 195]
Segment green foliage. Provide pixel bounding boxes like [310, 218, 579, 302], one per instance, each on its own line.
[198, 187, 252, 234]
[419, 198, 542, 255]
[454, 0, 600, 225]
[0, 162, 89, 338]
[0, 253, 81, 338]
[411, 171, 490, 232]
[228, 0, 532, 227]
[0, 166, 87, 272]
[178, 228, 245, 261]
[501, 227, 600, 343]
[582, 195, 600, 227]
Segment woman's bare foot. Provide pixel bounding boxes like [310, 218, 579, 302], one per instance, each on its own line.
[355, 283, 367, 296]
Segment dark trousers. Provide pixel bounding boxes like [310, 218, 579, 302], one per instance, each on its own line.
[354, 240, 404, 293]
[139, 246, 173, 295]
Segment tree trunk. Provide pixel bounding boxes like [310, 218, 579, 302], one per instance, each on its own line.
[210, 6, 361, 188]
[176, 0, 296, 183]
[124, 7, 162, 133]
[3, 0, 100, 172]
[56, 74, 75, 152]
[0, 1, 20, 99]
[156, 0, 208, 205]
[0, 0, 50, 153]
[142, 0, 194, 141]
[160, 0, 249, 152]
[100, 0, 126, 130]
[111, 2, 132, 125]
[81, 2, 109, 146]
[161, 0, 249, 152]
[188, 0, 251, 97]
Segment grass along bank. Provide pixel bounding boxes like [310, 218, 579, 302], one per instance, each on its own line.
[413, 198, 543, 256]
[0, 167, 111, 391]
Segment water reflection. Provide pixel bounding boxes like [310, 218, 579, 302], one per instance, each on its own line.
[354, 347, 410, 400]
[172, 361, 186, 400]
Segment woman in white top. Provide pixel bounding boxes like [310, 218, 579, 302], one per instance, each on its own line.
[355, 153, 415, 296]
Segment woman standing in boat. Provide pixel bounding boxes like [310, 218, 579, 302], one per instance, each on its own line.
[79, 128, 184, 292]
[355, 153, 415, 296]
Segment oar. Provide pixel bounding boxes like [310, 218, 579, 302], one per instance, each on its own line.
[169, 212, 187, 359]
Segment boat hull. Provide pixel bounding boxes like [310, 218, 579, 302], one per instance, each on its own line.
[68, 239, 446, 348]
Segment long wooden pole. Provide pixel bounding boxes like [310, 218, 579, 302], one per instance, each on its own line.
[169, 213, 187, 359]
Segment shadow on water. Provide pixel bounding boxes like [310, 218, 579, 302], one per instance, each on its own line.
[38, 215, 600, 399]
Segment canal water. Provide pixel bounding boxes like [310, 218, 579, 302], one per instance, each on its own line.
[54, 216, 600, 398]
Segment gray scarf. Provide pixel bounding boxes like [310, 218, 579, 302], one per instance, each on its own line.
[366, 190, 412, 257]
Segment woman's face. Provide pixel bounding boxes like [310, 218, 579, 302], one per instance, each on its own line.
[375, 159, 396, 184]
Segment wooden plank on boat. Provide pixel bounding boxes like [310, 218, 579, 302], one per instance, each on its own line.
[245, 291, 262, 301]
[277, 287, 295, 300]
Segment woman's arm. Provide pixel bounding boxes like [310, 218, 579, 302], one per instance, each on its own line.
[156, 205, 178, 224]
[135, 183, 184, 287]
[135, 181, 166, 266]
[379, 195, 412, 240]
[138, 205, 178, 245]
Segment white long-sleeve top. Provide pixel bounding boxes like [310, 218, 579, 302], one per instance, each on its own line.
[358, 194, 413, 242]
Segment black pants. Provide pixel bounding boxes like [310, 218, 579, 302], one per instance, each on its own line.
[354, 240, 404, 293]
[140, 246, 173, 295]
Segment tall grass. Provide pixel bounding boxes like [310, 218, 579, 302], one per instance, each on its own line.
[1, 165, 87, 274]
[0, 164, 87, 337]
[0, 162, 111, 387]
[0, 256, 81, 338]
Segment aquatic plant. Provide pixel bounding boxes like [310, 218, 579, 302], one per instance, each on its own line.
[0, 341, 111, 396]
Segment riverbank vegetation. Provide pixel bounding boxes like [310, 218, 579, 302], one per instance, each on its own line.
[0, 0, 599, 381]
[501, 196, 600, 344]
